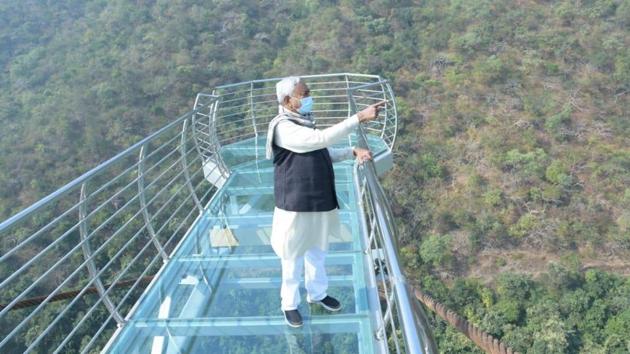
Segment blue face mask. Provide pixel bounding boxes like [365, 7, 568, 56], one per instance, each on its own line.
[297, 96, 313, 115]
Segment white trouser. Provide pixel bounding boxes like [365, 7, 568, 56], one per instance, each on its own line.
[280, 246, 328, 311]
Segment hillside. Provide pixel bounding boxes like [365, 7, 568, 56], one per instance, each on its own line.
[1, 0, 629, 352]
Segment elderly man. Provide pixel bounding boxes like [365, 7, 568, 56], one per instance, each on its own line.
[265, 76, 385, 327]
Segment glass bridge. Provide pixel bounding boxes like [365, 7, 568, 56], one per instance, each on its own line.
[0, 74, 436, 353]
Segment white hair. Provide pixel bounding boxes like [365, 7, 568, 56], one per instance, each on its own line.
[276, 76, 301, 104]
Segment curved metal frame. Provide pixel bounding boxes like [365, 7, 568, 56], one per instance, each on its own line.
[198, 73, 397, 171]
[137, 145, 169, 263]
[79, 183, 125, 325]
[181, 118, 203, 213]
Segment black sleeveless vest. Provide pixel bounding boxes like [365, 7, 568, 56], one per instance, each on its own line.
[272, 142, 339, 211]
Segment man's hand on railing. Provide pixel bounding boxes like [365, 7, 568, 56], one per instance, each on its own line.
[357, 100, 387, 123]
[352, 147, 373, 164]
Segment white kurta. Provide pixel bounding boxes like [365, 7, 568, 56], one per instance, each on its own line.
[270, 113, 360, 260]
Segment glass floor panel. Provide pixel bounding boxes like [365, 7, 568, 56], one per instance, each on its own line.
[177, 209, 361, 257]
[105, 134, 386, 353]
[132, 252, 368, 319]
[113, 315, 373, 354]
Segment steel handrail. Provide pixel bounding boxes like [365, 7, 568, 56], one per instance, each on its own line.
[0, 105, 220, 353]
[349, 81, 437, 354]
[0, 109, 201, 234]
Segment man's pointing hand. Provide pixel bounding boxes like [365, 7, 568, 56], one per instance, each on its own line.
[357, 100, 387, 123]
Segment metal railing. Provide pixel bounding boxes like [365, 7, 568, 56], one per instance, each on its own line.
[349, 81, 437, 354]
[200, 73, 398, 169]
[0, 73, 417, 353]
[0, 100, 223, 353]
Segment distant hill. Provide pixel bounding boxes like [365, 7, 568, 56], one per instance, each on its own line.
[1, 0, 629, 352]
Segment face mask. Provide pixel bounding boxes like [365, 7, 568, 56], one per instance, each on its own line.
[297, 96, 313, 115]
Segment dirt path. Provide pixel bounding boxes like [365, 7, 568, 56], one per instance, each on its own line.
[463, 249, 630, 284]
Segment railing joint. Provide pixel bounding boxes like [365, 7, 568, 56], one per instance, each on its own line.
[375, 327, 386, 341]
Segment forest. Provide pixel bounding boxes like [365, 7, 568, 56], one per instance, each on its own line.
[0, 0, 629, 353]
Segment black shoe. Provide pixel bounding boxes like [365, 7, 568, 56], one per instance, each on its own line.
[308, 295, 341, 312]
[283, 309, 303, 328]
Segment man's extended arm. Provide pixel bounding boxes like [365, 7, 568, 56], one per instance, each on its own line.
[273, 114, 360, 154]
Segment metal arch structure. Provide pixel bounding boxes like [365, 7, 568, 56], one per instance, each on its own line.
[192, 73, 398, 175]
[0, 73, 434, 354]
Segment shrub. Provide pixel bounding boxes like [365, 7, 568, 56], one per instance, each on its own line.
[508, 213, 538, 239]
[503, 148, 549, 179]
[545, 160, 573, 187]
[496, 273, 534, 302]
[419, 233, 454, 268]
[545, 105, 573, 141]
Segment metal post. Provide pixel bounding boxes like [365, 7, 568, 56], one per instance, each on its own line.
[137, 145, 169, 263]
[190, 111, 207, 162]
[250, 82, 258, 138]
[210, 90, 230, 178]
[79, 183, 125, 325]
[344, 74, 352, 119]
[385, 82, 399, 149]
[379, 80, 388, 140]
[192, 94, 230, 180]
[181, 119, 203, 213]
[250, 81, 264, 181]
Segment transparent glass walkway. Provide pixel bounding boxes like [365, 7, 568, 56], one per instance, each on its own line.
[104, 134, 390, 353]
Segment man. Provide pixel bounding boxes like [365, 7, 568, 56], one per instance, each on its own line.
[265, 76, 384, 327]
